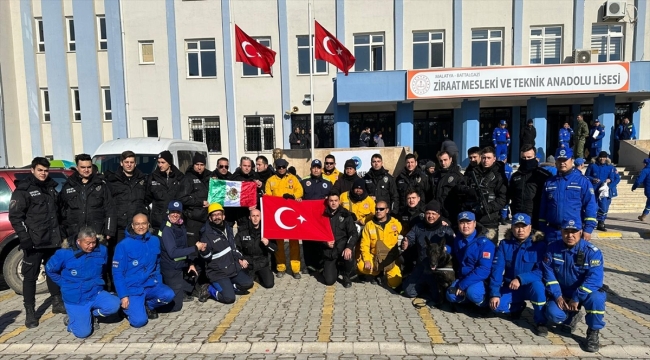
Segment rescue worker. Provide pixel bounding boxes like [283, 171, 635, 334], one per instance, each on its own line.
[322, 154, 341, 185]
[559, 121, 574, 150]
[585, 151, 620, 231]
[198, 203, 254, 303]
[9, 157, 66, 327]
[230, 156, 261, 228]
[59, 153, 116, 240]
[507, 144, 552, 226]
[255, 155, 275, 200]
[446, 211, 495, 308]
[182, 153, 212, 248]
[498, 154, 513, 225]
[363, 154, 400, 213]
[264, 158, 304, 278]
[45, 227, 120, 338]
[539, 147, 598, 243]
[214, 157, 233, 180]
[492, 120, 510, 159]
[105, 150, 148, 242]
[573, 114, 589, 159]
[488, 214, 547, 336]
[431, 151, 463, 222]
[402, 200, 455, 303]
[321, 192, 358, 288]
[332, 159, 361, 195]
[575, 158, 586, 171]
[300, 159, 332, 273]
[357, 200, 402, 288]
[113, 213, 175, 327]
[520, 119, 536, 148]
[542, 218, 605, 353]
[396, 154, 429, 208]
[341, 178, 376, 230]
[614, 117, 636, 163]
[397, 189, 426, 235]
[159, 201, 205, 312]
[587, 119, 605, 160]
[146, 151, 190, 233]
[632, 158, 650, 221]
[235, 209, 277, 289]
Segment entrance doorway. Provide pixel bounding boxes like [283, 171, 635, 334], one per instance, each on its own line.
[547, 106, 572, 154]
[413, 110, 453, 162]
[349, 112, 396, 147]
[480, 107, 512, 158]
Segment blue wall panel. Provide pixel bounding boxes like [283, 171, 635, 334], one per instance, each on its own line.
[104, 0, 127, 139]
[594, 94, 615, 155]
[165, 0, 181, 139]
[512, 0, 523, 65]
[396, 102, 413, 149]
[394, 0, 403, 70]
[573, 0, 585, 48]
[453, 0, 462, 67]
[511, 106, 521, 160]
[633, 0, 646, 61]
[20, 0, 43, 157]
[527, 97, 547, 160]
[277, 0, 291, 150]
[460, 100, 479, 167]
[221, 0, 238, 159]
[336, 71, 406, 103]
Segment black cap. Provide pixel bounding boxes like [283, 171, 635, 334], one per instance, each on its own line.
[425, 200, 441, 213]
[425, 161, 436, 169]
[158, 150, 174, 165]
[344, 159, 356, 169]
[274, 158, 289, 168]
[192, 152, 206, 165]
[352, 178, 365, 190]
[598, 151, 609, 158]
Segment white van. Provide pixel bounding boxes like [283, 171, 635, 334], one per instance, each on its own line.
[92, 138, 209, 174]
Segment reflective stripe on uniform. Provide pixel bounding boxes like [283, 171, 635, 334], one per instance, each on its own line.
[586, 310, 605, 314]
[546, 281, 559, 286]
[211, 247, 231, 260]
[174, 256, 187, 262]
[530, 301, 546, 306]
[580, 286, 592, 293]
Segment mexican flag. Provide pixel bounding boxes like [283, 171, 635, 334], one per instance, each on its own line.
[208, 179, 257, 207]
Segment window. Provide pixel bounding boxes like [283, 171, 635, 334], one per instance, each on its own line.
[530, 26, 562, 64]
[244, 116, 275, 152]
[144, 118, 158, 137]
[186, 39, 216, 77]
[102, 87, 111, 121]
[243, 38, 271, 76]
[97, 16, 107, 50]
[71, 88, 81, 121]
[591, 24, 623, 62]
[290, 114, 334, 148]
[0, 178, 13, 212]
[354, 33, 384, 71]
[41, 89, 50, 122]
[349, 112, 395, 147]
[189, 116, 222, 153]
[66, 17, 75, 52]
[35, 18, 45, 52]
[297, 35, 327, 75]
[471, 29, 502, 66]
[139, 41, 155, 64]
[412, 31, 444, 69]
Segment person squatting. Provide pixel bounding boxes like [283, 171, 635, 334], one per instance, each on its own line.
[11, 145, 608, 352]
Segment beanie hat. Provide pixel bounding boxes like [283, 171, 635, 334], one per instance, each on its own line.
[192, 152, 207, 165]
[425, 200, 441, 213]
[344, 159, 357, 169]
[158, 150, 174, 165]
[425, 161, 436, 169]
[352, 178, 366, 190]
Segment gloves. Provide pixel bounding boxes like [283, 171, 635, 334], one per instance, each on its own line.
[282, 194, 295, 200]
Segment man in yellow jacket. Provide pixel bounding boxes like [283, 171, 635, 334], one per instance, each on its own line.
[264, 158, 304, 279]
[341, 178, 376, 229]
[322, 154, 341, 185]
[357, 200, 402, 288]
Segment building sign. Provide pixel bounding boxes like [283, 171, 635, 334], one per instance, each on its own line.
[407, 62, 630, 99]
[329, 149, 377, 177]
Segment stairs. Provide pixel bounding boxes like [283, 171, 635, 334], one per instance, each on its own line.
[609, 166, 646, 213]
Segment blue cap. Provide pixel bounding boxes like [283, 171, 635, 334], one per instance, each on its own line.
[500, 120, 507, 125]
[644, 158, 650, 165]
[458, 211, 476, 222]
[575, 158, 585, 166]
[168, 200, 183, 212]
[555, 147, 573, 160]
[311, 159, 322, 168]
[511, 213, 531, 226]
[498, 154, 507, 161]
[562, 218, 581, 231]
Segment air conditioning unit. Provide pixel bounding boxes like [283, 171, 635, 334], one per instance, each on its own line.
[604, 0, 626, 20]
[573, 49, 596, 63]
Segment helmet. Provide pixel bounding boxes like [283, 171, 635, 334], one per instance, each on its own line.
[208, 203, 224, 215]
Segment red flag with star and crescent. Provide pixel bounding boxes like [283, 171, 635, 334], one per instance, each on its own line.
[234, 25, 277, 75]
[261, 196, 334, 241]
[314, 21, 355, 75]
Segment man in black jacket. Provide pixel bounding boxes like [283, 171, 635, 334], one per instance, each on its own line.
[520, 119, 537, 148]
[235, 209, 277, 289]
[105, 151, 148, 242]
[332, 159, 361, 195]
[183, 153, 212, 247]
[289, 127, 302, 149]
[364, 154, 399, 213]
[396, 154, 430, 207]
[322, 192, 358, 288]
[146, 151, 190, 233]
[507, 144, 552, 226]
[255, 155, 274, 201]
[432, 151, 463, 222]
[59, 153, 116, 240]
[9, 157, 65, 327]
[301, 159, 332, 273]
[440, 136, 460, 169]
[230, 156, 260, 228]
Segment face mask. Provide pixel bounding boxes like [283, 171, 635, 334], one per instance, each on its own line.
[519, 158, 538, 171]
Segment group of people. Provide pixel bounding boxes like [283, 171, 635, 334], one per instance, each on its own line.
[289, 127, 319, 149]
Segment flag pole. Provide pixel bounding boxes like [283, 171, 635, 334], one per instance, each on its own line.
[229, 1, 240, 161]
[308, 0, 315, 160]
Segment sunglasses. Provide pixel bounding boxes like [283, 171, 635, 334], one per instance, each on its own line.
[218, 165, 229, 169]
[325, 162, 334, 165]
[277, 166, 287, 169]
[376, 208, 386, 212]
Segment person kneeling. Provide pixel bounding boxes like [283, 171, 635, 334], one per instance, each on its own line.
[46, 227, 120, 338]
[198, 203, 254, 303]
[322, 192, 359, 288]
[488, 214, 547, 336]
[235, 209, 277, 289]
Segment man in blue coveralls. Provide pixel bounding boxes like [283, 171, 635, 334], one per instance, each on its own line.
[542, 218, 606, 353]
[558, 121, 574, 150]
[492, 120, 510, 159]
[587, 119, 605, 160]
[585, 151, 620, 231]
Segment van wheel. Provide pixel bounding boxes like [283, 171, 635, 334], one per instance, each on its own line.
[3, 247, 48, 295]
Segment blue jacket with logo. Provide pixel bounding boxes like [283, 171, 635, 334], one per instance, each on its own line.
[46, 241, 107, 304]
[615, 123, 636, 140]
[539, 168, 598, 234]
[492, 128, 510, 146]
[449, 229, 495, 291]
[588, 125, 606, 148]
[632, 159, 650, 197]
[559, 128, 574, 145]
[159, 219, 196, 271]
[301, 175, 332, 200]
[541, 238, 604, 302]
[112, 228, 163, 299]
[489, 231, 546, 298]
[585, 160, 620, 198]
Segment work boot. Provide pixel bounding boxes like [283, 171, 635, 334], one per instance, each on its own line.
[596, 221, 606, 231]
[51, 295, 67, 314]
[293, 272, 301, 280]
[510, 307, 525, 320]
[198, 283, 210, 303]
[146, 308, 158, 320]
[342, 276, 352, 288]
[276, 271, 285, 278]
[639, 214, 647, 222]
[535, 324, 549, 337]
[63, 315, 69, 326]
[183, 293, 194, 302]
[585, 328, 600, 353]
[25, 306, 38, 328]
[561, 311, 584, 334]
[499, 217, 507, 225]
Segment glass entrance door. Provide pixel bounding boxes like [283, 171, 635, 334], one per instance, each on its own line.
[547, 106, 572, 154]
[413, 110, 453, 162]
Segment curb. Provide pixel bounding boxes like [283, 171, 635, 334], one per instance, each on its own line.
[2, 342, 650, 358]
[592, 231, 650, 239]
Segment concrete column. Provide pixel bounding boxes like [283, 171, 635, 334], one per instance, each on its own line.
[527, 97, 547, 160]
[594, 94, 616, 155]
[459, 99, 480, 167]
[632, 102, 641, 139]
[571, 104, 581, 128]
[396, 102, 414, 150]
[510, 106, 521, 162]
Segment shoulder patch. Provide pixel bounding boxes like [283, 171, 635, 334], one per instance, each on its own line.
[482, 251, 491, 259]
[590, 259, 601, 267]
[589, 188, 595, 195]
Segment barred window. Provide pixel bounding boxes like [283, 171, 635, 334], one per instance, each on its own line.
[244, 116, 275, 152]
[189, 116, 221, 153]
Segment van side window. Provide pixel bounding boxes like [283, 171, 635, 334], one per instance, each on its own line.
[0, 178, 11, 212]
[177, 151, 193, 173]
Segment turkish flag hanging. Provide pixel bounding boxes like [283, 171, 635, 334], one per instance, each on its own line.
[314, 21, 355, 75]
[261, 196, 334, 241]
[234, 25, 277, 75]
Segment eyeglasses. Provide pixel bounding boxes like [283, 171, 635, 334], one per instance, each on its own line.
[277, 166, 287, 169]
[325, 162, 334, 165]
[218, 165, 229, 169]
[376, 208, 386, 212]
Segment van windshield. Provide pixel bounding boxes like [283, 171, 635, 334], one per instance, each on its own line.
[92, 154, 158, 174]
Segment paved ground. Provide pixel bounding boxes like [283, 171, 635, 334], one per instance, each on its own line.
[1, 214, 650, 359]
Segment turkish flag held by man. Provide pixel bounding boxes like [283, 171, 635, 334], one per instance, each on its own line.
[314, 21, 355, 75]
[261, 196, 334, 241]
[234, 25, 277, 75]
